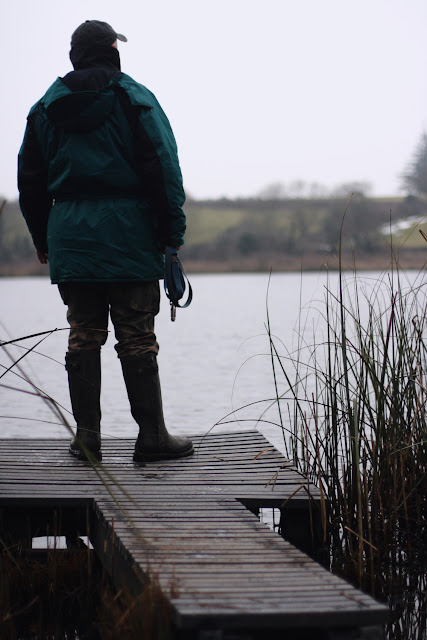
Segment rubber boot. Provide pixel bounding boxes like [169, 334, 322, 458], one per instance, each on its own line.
[121, 353, 194, 463]
[66, 350, 102, 461]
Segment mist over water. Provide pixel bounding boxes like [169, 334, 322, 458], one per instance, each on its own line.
[0, 271, 392, 453]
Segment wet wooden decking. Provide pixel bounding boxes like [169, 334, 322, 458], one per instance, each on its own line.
[0, 430, 388, 637]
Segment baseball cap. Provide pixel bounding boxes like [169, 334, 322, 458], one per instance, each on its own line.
[71, 20, 127, 47]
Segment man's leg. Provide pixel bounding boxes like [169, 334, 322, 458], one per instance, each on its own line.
[108, 282, 193, 463]
[59, 284, 109, 460]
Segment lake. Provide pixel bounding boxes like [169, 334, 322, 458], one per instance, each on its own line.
[0, 269, 415, 454]
[2, 270, 426, 640]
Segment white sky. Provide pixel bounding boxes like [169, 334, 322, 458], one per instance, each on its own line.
[2, 0, 427, 201]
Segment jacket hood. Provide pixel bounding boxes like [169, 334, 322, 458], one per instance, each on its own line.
[42, 79, 117, 133]
[31, 73, 156, 133]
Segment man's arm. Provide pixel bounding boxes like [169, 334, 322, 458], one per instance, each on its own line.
[132, 99, 186, 249]
[18, 113, 52, 260]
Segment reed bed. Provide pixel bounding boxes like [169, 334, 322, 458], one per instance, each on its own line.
[264, 254, 427, 637]
[0, 544, 172, 639]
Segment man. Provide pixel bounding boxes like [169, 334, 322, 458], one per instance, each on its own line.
[18, 20, 194, 463]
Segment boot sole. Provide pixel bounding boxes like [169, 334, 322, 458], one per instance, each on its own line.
[133, 445, 194, 463]
[69, 446, 102, 462]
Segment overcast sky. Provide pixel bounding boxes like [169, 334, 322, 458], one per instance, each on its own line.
[2, 0, 427, 201]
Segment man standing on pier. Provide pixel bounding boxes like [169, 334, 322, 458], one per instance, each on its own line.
[17, 20, 194, 463]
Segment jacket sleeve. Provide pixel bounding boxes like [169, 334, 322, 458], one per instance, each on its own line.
[133, 98, 186, 248]
[17, 112, 52, 254]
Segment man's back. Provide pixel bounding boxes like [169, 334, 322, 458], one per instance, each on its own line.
[19, 66, 186, 284]
[17, 20, 194, 464]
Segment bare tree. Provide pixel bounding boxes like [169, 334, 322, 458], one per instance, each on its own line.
[402, 132, 427, 196]
[257, 182, 287, 199]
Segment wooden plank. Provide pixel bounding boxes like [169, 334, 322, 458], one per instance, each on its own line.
[0, 433, 388, 633]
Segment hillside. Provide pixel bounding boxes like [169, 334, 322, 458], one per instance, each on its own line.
[1, 194, 426, 275]
[183, 194, 427, 271]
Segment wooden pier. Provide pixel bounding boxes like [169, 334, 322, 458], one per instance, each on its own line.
[0, 430, 388, 638]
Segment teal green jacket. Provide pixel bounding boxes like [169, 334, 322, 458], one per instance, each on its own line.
[18, 72, 186, 283]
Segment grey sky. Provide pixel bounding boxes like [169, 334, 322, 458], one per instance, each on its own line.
[3, 0, 427, 201]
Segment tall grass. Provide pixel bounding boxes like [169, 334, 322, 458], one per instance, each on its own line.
[0, 545, 172, 639]
[264, 248, 427, 634]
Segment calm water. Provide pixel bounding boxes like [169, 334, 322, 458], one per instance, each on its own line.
[2, 271, 425, 639]
[0, 271, 393, 454]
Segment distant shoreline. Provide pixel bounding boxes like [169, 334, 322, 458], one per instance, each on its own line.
[1, 249, 426, 278]
[3, 195, 427, 279]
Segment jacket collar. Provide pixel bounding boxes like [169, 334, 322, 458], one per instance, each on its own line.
[69, 44, 121, 71]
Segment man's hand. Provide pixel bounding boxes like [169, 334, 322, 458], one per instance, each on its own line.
[37, 251, 48, 264]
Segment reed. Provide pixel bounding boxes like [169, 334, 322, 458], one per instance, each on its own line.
[261, 231, 427, 635]
[298, 264, 426, 577]
[0, 544, 172, 639]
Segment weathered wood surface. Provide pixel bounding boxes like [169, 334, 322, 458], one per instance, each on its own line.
[0, 431, 388, 632]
